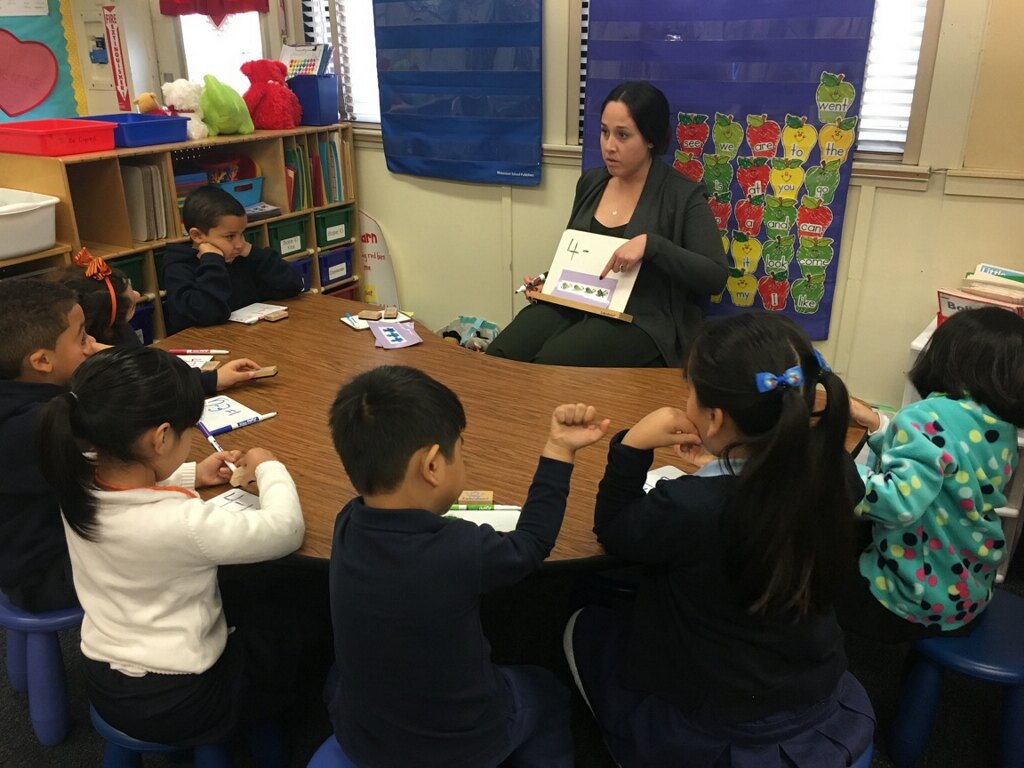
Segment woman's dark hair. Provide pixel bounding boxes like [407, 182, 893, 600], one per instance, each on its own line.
[910, 307, 1024, 427]
[37, 346, 204, 541]
[329, 365, 466, 495]
[686, 313, 852, 618]
[57, 265, 133, 345]
[602, 82, 671, 155]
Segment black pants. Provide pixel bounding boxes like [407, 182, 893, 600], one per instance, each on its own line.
[4, 553, 78, 613]
[487, 303, 664, 367]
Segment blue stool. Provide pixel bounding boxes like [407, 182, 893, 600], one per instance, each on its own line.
[90, 706, 232, 768]
[0, 592, 83, 745]
[852, 742, 874, 768]
[307, 735, 359, 767]
[889, 591, 1024, 767]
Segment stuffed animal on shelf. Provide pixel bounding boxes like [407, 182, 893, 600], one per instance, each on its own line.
[133, 92, 168, 115]
[161, 79, 208, 140]
[240, 59, 303, 130]
[199, 75, 254, 136]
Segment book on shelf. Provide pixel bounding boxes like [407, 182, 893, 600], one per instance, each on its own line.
[245, 202, 281, 221]
[937, 287, 1024, 323]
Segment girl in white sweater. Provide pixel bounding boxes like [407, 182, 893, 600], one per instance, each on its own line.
[37, 345, 304, 752]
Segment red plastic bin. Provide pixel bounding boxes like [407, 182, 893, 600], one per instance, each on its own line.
[0, 119, 116, 156]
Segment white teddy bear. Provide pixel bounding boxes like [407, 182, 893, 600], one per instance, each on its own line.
[161, 79, 209, 140]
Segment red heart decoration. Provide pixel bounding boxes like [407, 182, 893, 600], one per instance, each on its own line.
[0, 29, 59, 117]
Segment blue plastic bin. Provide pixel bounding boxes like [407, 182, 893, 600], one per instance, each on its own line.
[216, 177, 263, 207]
[80, 114, 189, 148]
[288, 255, 313, 292]
[288, 75, 339, 126]
[318, 245, 353, 286]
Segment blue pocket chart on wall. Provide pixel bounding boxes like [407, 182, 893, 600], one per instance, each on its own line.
[373, 0, 543, 186]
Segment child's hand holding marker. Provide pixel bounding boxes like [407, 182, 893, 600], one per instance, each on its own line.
[229, 447, 278, 487]
[196, 450, 243, 487]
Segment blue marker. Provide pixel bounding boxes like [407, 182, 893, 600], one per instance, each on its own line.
[209, 412, 278, 436]
[197, 422, 238, 473]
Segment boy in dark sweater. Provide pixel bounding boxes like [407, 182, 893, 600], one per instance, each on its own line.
[0, 279, 103, 610]
[327, 365, 609, 768]
[164, 185, 303, 328]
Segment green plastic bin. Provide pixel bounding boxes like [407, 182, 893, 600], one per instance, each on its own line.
[110, 254, 144, 290]
[315, 207, 353, 247]
[268, 218, 306, 256]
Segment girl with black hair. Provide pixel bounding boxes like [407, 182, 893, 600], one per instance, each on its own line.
[37, 346, 304, 751]
[565, 312, 874, 767]
[839, 307, 1024, 641]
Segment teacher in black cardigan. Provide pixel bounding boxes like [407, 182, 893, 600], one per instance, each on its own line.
[487, 82, 728, 367]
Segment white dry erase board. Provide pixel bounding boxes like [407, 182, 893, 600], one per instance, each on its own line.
[533, 229, 638, 321]
[200, 396, 262, 434]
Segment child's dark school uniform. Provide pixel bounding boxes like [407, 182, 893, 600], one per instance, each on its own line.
[566, 432, 875, 767]
[328, 457, 575, 768]
[163, 243, 303, 329]
[0, 380, 77, 611]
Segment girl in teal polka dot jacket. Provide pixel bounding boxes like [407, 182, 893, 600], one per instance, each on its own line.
[838, 308, 1024, 642]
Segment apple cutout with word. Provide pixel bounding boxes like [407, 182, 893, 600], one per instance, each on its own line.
[673, 150, 704, 182]
[796, 236, 835, 277]
[769, 158, 804, 201]
[0, 30, 59, 117]
[792, 272, 827, 314]
[796, 196, 833, 238]
[818, 117, 858, 165]
[730, 231, 762, 274]
[763, 195, 797, 235]
[762, 234, 796, 273]
[735, 195, 765, 236]
[804, 160, 842, 205]
[712, 112, 743, 160]
[702, 154, 734, 196]
[708, 193, 732, 232]
[758, 272, 791, 311]
[726, 267, 757, 307]
[736, 156, 770, 198]
[745, 114, 781, 159]
[676, 113, 710, 153]
[816, 72, 856, 123]
[781, 114, 817, 164]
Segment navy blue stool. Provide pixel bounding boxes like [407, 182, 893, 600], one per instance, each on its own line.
[90, 706, 232, 768]
[889, 591, 1024, 767]
[307, 735, 359, 767]
[0, 592, 83, 745]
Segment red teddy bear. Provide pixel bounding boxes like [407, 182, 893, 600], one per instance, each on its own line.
[240, 59, 303, 130]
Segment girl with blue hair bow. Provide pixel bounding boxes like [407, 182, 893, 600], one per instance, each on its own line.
[565, 312, 874, 767]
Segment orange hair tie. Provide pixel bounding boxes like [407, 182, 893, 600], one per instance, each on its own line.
[73, 247, 118, 327]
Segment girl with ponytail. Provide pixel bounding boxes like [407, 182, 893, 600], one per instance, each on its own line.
[37, 345, 305, 751]
[564, 312, 874, 767]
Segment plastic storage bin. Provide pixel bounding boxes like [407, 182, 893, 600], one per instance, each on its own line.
[79, 114, 188, 148]
[153, 249, 166, 289]
[288, 75, 340, 126]
[129, 300, 155, 345]
[319, 245, 353, 286]
[110, 254, 144, 289]
[243, 227, 263, 248]
[315, 207, 353, 247]
[268, 218, 306, 256]
[217, 177, 263, 207]
[0, 119, 115, 156]
[0, 188, 60, 260]
[288, 255, 313, 291]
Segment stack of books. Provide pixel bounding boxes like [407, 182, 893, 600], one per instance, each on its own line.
[937, 263, 1024, 323]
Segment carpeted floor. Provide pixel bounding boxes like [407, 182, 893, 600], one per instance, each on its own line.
[2, 554, 1019, 767]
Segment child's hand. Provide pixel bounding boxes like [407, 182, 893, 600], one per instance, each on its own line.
[622, 407, 701, 451]
[240, 240, 253, 257]
[849, 397, 881, 432]
[197, 242, 225, 259]
[196, 450, 242, 487]
[216, 358, 262, 390]
[675, 442, 716, 468]
[229, 447, 277, 487]
[543, 403, 611, 463]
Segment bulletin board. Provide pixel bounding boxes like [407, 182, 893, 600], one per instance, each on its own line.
[0, 0, 84, 121]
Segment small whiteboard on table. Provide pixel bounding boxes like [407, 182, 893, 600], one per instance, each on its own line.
[536, 229, 637, 319]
